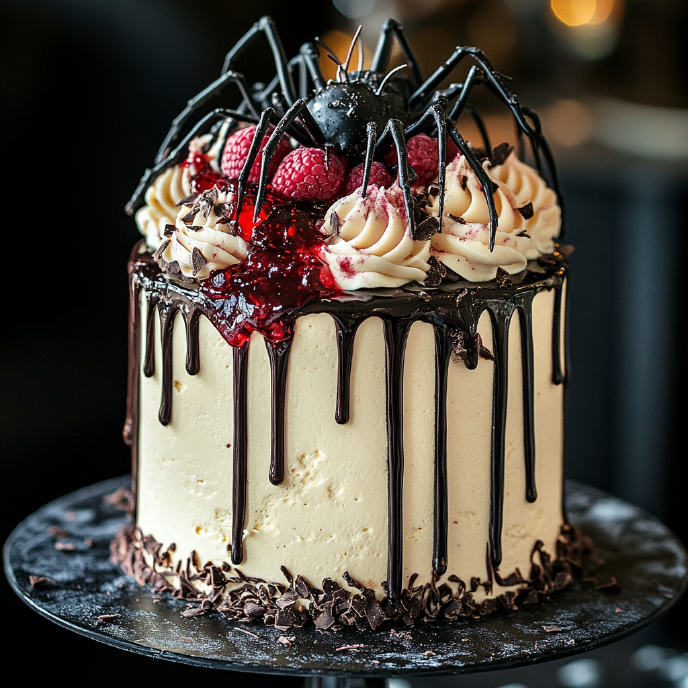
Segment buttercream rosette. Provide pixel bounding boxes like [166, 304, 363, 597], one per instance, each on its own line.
[428, 156, 531, 281]
[158, 186, 248, 281]
[135, 129, 227, 251]
[321, 185, 431, 290]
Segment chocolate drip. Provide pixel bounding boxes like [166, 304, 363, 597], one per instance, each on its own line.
[552, 280, 565, 385]
[432, 322, 452, 576]
[487, 301, 516, 569]
[185, 307, 202, 375]
[124, 266, 142, 510]
[383, 318, 413, 601]
[331, 315, 362, 424]
[516, 292, 537, 503]
[143, 292, 159, 378]
[157, 303, 179, 426]
[266, 339, 293, 486]
[231, 344, 249, 565]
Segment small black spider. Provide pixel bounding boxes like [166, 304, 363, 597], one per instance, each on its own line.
[126, 16, 562, 249]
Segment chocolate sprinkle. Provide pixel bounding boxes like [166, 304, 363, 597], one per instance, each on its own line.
[191, 247, 208, 276]
[414, 216, 440, 241]
[518, 202, 534, 220]
[494, 267, 513, 288]
[424, 256, 446, 287]
[491, 143, 514, 167]
[330, 210, 341, 237]
[28, 575, 56, 589]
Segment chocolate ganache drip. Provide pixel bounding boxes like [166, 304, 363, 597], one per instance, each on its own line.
[125, 243, 567, 599]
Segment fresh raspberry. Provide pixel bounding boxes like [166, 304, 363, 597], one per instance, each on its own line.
[343, 161, 393, 195]
[271, 147, 346, 202]
[221, 125, 292, 183]
[383, 133, 439, 189]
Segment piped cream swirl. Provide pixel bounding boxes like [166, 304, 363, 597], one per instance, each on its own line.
[321, 185, 430, 290]
[135, 164, 191, 251]
[136, 132, 223, 251]
[429, 151, 560, 281]
[489, 151, 561, 257]
[160, 186, 248, 281]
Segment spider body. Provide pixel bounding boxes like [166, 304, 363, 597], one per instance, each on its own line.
[127, 15, 562, 248]
[307, 77, 408, 160]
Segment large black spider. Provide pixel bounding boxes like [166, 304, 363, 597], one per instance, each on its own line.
[126, 16, 562, 250]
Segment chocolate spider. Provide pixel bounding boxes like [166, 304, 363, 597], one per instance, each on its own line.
[126, 16, 562, 249]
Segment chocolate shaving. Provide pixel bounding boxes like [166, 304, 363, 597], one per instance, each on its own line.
[518, 202, 534, 220]
[104, 487, 134, 512]
[97, 614, 119, 621]
[277, 635, 295, 649]
[460, 175, 468, 190]
[186, 225, 205, 232]
[47, 526, 69, 539]
[447, 213, 466, 225]
[424, 256, 447, 287]
[111, 522, 593, 631]
[180, 208, 197, 224]
[191, 248, 207, 277]
[491, 143, 514, 167]
[414, 216, 440, 241]
[595, 576, 620, 592]
[494, 267, 513, 288]
[28, 575, 55, 589]
[164, 224, 176, 238]
[516, 230, 530, 238]
[427, 183, 440, 197]
[544, 625, 563, 632]
[330, 210, 341, 237]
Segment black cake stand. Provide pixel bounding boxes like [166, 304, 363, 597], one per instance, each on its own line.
[3, 476, 687, 682]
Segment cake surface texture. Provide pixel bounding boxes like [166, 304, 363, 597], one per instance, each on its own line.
[115, 16, 583, 630]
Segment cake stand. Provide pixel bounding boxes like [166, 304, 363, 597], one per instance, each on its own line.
[4, 476, 686, 684]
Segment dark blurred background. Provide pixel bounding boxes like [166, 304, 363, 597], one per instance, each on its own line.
[2, 0, 687, 686]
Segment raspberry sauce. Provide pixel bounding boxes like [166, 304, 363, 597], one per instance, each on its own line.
[200, 189, 338, 347]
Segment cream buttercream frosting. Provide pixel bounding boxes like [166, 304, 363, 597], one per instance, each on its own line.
[428, 152, 561, 281]
[160, 186, 248, 280]
[135, 132, 224, 251]
[321, 185, 430, 290]
[489, 151, 561, 258]
[428, 155, 531, 281]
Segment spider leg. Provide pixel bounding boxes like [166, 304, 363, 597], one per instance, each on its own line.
[360, 122, 377, 198]
[523, 107, 564, 225]
[127, 108, 258, 215]
[404, 101, 447, 225]
[253, 100, 323, 221]
[370, 18, 423, 89]
[464, 105, 492, 153]
[300, 42, 326, 93]
[155, 71, 259, 164]
[235, 107, 287, 220]
[222, 15, 296, 106]
[376, 119, 416, 238]
[448, 126, 499, 250]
